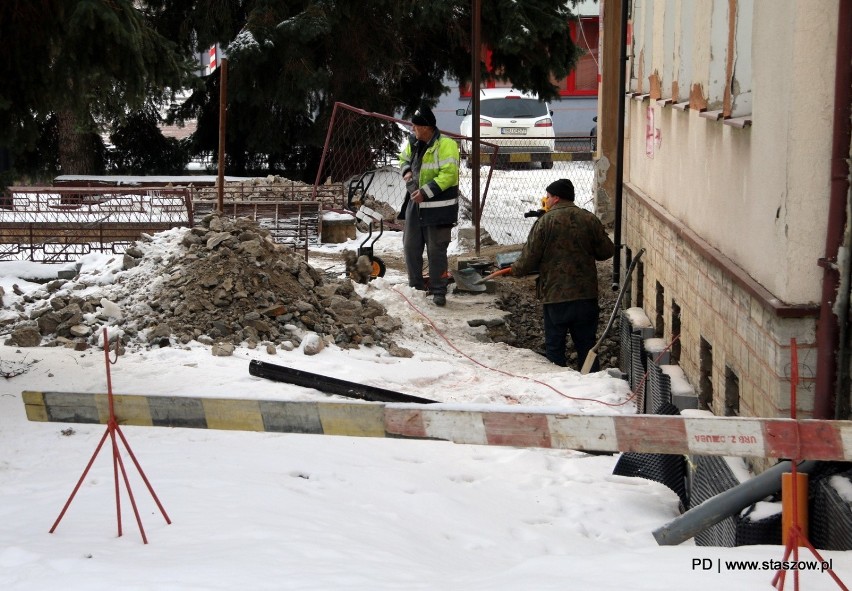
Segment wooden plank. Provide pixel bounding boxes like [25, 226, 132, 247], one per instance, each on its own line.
[482, 412, 551, 448]
[202, 398, 264, 432]
[103, 394, 154, 427]
[43, 391, 101, 424]
[684, 415, 765, 457]
[316, 401, 386, 437]
[763, 420, 845, 461]
[384, 407, 429, 439]
[147, 395, 207, 429]
[22, 390, 48, 423]
[614, 414, 688, 455]
[546, 414, 619, 453]
[421, 409, 488, 445]
[259, 400, 323, 434]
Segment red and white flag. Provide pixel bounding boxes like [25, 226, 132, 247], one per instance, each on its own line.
[208, 45, 217, 74]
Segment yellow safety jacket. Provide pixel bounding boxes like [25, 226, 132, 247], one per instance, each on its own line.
[398, 130, 460, 226]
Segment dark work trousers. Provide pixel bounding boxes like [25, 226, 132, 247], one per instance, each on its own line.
[403, 200, 452, 295]
[543, 298, 600, 371]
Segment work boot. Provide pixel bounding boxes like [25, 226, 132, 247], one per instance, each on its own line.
[433, 294, 446, 307]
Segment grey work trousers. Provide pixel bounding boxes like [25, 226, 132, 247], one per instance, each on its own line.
[403, 201, 452, 295]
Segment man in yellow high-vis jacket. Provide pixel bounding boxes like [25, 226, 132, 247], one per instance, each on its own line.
[398, 104, 460, 307]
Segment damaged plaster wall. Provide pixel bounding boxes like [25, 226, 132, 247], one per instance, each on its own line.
[624, 0, 837, 304]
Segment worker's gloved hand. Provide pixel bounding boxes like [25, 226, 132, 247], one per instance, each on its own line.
[405, 178, 418, 195]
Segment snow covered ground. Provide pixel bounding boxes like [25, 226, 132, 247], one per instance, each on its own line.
[1, 217, 850, 590]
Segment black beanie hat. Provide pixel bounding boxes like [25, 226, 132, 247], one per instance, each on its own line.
[411, 105, 437, 127]
[546, 178, 575, 201]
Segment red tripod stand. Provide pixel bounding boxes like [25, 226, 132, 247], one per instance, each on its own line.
[772, 338, 847, 590]
[49, 328, 171, 543]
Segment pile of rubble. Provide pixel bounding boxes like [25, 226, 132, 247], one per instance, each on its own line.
[3, 215, 411, 357]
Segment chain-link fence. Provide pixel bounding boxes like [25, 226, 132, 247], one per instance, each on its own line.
[314, 102, 597, 249]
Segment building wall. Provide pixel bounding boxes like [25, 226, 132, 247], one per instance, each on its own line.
[622, 0, 839, 419]
[623, 183, 819, 419]
[627, 0, 837, 303]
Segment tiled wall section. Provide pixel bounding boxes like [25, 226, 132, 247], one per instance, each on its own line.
[622, 187, 818, 419]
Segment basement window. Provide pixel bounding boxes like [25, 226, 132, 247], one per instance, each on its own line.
[655, 282, 665, 338]
[724, 366, 740, 417]
[699, 337, 713, 411]
[671, 300, 681, 364]
[636, 261, 645, 308]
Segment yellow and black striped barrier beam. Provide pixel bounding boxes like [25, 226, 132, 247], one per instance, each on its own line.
[477, 151, 593, 164]
[21, 390, 852, 460]
[22, 391, 387, 437]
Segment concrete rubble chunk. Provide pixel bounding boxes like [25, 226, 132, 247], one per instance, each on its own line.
[302, 332, 324, 355]
[69, 325, 92, 337]
[211, 342, 235, 357]
[7, 323, 41, 347]
[206, 232, 233, 249]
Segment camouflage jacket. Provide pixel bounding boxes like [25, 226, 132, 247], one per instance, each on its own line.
[511, 200, 615, 304]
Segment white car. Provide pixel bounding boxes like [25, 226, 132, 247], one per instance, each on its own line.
[456, 88, 555, 169]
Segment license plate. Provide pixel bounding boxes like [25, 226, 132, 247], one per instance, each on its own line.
[501, 127, 527, 135]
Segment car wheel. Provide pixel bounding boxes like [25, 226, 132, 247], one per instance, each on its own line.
[541, 160, 554, 170]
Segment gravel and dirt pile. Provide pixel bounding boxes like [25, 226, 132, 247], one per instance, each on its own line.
[3, 215, 409, 356]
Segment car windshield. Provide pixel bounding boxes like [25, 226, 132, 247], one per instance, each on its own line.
[479, 98, 548, 119]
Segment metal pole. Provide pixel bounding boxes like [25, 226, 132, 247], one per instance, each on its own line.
[216, 57, 228, 215]
[652, 460, 819, 546]
[313, 102, 342, 201]
[472, 0, 481, 254]
[612, 0, 628, 290]
[816, 0, 852, 420]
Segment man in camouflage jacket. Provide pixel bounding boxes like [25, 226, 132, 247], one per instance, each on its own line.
[511, 178, 615, 371]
